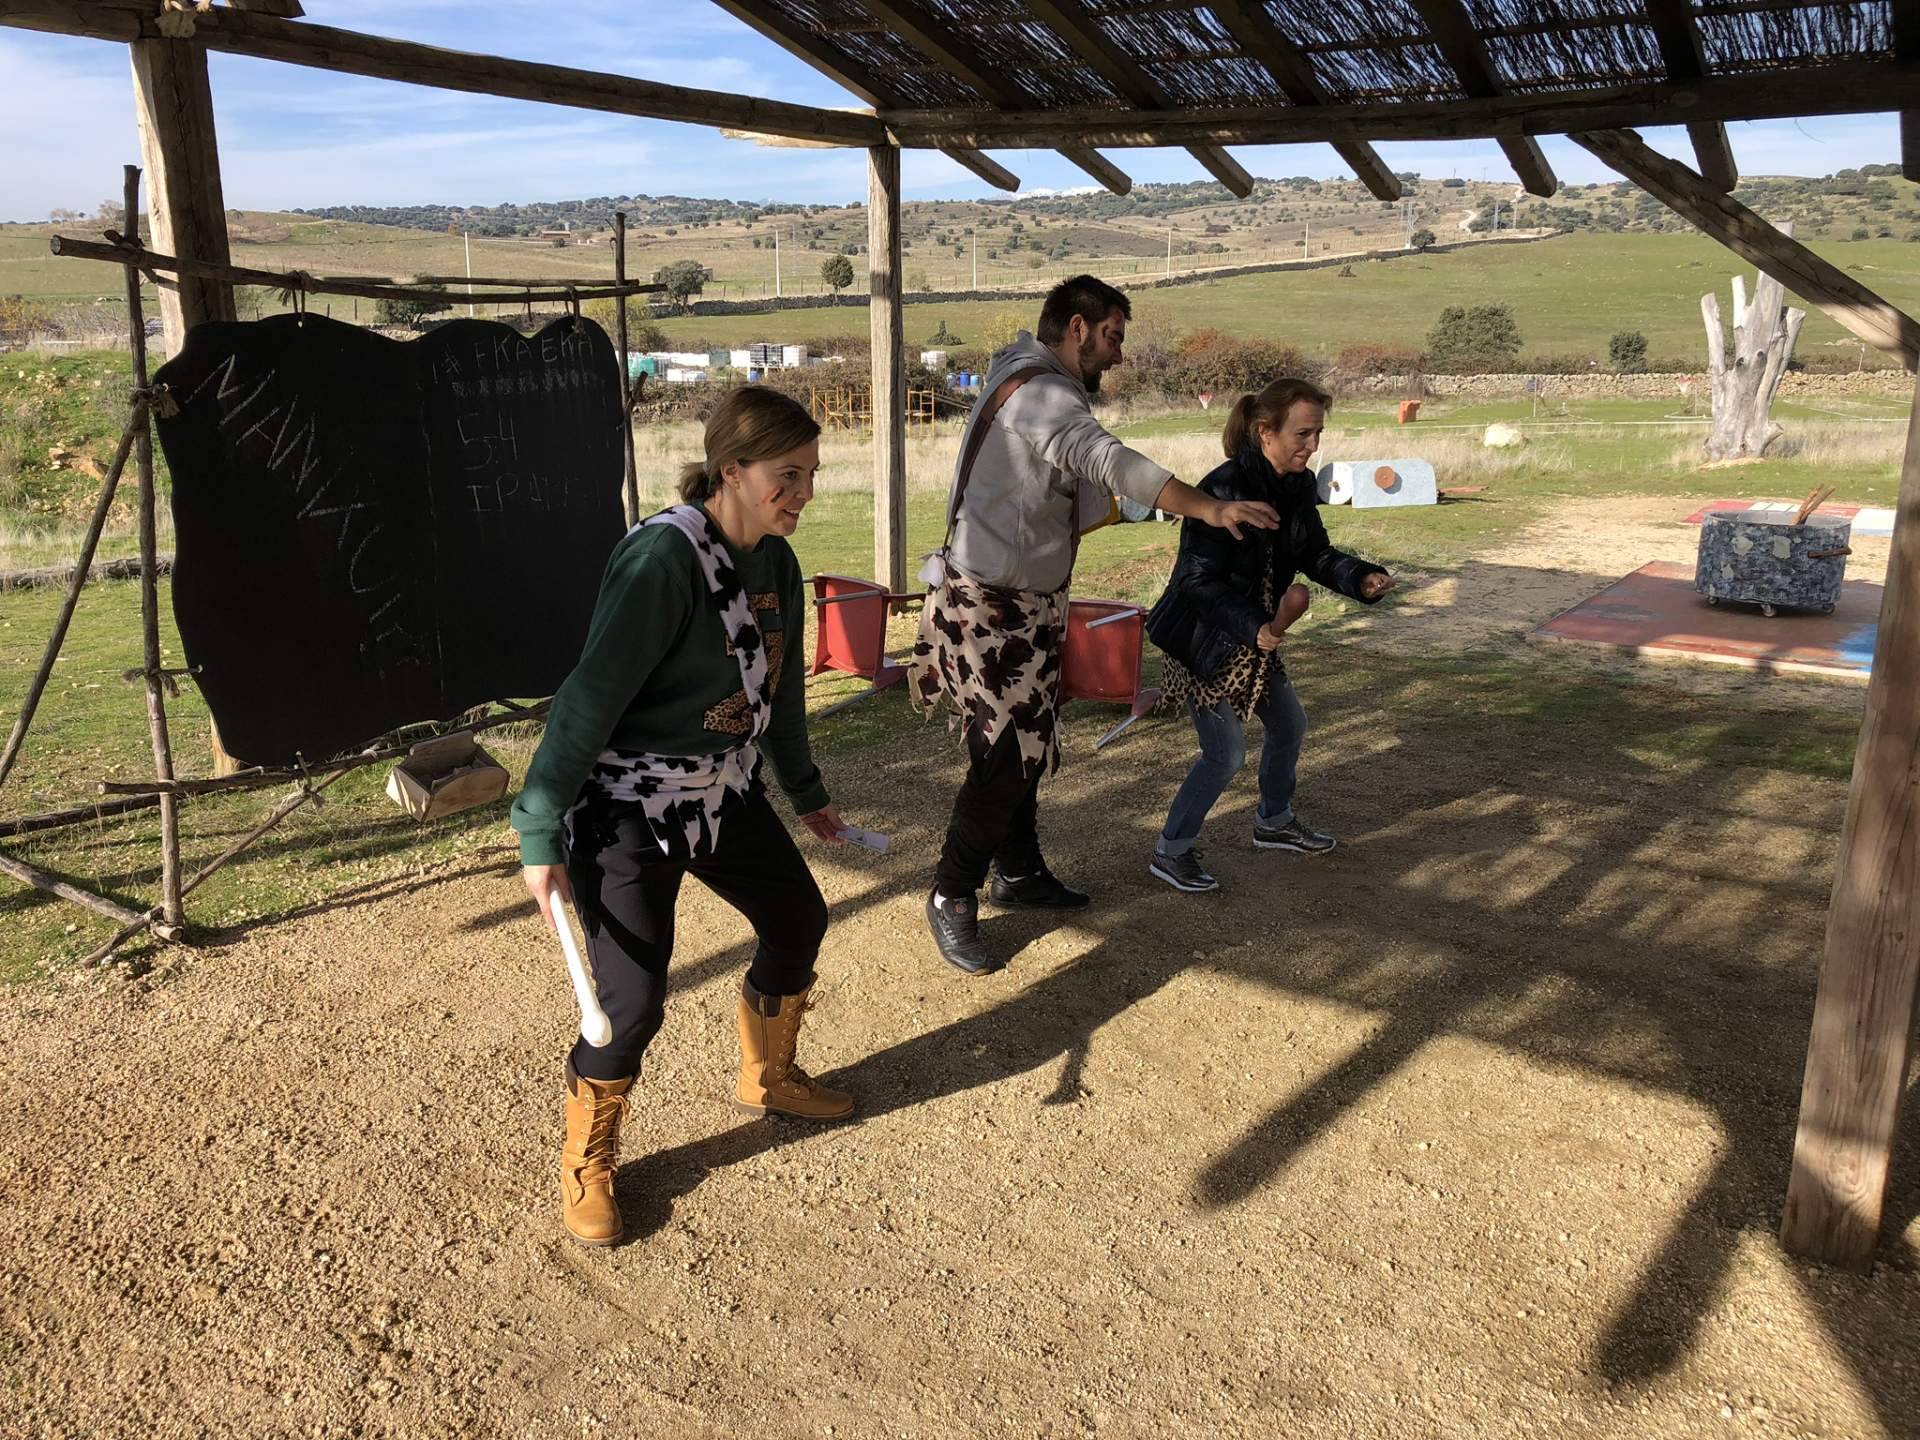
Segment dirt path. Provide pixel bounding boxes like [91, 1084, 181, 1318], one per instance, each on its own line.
[5, 684, 1916, 1438]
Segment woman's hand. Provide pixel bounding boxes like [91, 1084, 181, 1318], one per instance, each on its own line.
[1255, 623, 1283, 652]
[523, 864, 572, 932]
[1211, 497, 1280, 540]
[1360, 571, 1397, 600]
[799, 804, 849, 844]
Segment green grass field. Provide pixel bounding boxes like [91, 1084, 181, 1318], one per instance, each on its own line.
[9, 219, 1918, 367]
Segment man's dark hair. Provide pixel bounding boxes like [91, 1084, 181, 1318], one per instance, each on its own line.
[1037, 274, 1130, 345]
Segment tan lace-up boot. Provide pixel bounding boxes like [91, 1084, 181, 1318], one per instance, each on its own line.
[735, 979, 854, 1120]
[561, 1061, 633, 1246]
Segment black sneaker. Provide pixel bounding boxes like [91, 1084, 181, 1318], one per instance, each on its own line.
[1149, 848, 1219, 893]
[1252, 818, 1337, 854]
[925, 889, 999, 974]
[987, 864, 1090, 909]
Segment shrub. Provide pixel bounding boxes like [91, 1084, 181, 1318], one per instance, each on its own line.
[1425, 302, 1522, 371]
[374, 297, 442, 328]
[1332, 342, 1422, 378]
[1409, 228, 1436, 250]
[1608, 329, 1649, 373]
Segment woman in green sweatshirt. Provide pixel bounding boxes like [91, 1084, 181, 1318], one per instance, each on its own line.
[513, 385, 855, 1247]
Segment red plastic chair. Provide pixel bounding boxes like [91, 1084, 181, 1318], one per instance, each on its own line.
[1061, 598, 1162, 750]
[808, 574, 921, 717]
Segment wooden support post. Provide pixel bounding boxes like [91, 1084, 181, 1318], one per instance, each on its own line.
[120, 165, 183, 931]
[130, 33, 235, 355]
[868, 146, 907, 593]
[0, 401, 142, 792]
[612, 210, 639, 526]
[1781, 372, 1920, 1268]
[1574, 129, 1920, 371]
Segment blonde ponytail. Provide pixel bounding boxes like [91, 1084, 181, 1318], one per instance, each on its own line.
[1221, 393, 1260, 459]
[677, 461, 713, 502]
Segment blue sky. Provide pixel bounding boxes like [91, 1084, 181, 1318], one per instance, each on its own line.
[0, 1, 1902, 221]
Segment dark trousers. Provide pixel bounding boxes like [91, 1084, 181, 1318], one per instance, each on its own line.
[935, 727, 1044, 898]
[566, 786, 827, 1081]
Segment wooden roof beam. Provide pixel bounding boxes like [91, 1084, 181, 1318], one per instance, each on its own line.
[1897, 0, 1918, 181]
[1407, 0, 1558, 196]
[1206, 0, 1399, 202]
[1644, 0, 1737, 190]
[706, 0, 1026, 189]
[1022, 0, 1253, 196]
[882, 62, 1920, 147]
[856, 0, 1131, 194]
[1572, 128, 1918, 368]
[1, 0, 887, 144]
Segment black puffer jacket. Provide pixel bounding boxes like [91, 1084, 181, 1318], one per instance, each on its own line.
[1146, 442, 1387, 683]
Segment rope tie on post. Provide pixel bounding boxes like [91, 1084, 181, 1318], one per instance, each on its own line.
[129, 382, 178, 419]
[567, 287, 582, 332]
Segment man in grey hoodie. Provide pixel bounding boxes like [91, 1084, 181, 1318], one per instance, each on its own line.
[911, 274, 1278, 975]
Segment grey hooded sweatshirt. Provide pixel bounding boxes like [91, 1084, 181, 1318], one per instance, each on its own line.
[945, 332, 1174, 594]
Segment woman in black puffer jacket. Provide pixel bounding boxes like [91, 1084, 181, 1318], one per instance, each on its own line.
[1143, 377, 1394, 894]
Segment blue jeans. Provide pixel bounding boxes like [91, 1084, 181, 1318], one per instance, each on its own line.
[1157, 681, 1307, 857]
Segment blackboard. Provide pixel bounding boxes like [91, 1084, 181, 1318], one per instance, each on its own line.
[153, 312, 625, 766]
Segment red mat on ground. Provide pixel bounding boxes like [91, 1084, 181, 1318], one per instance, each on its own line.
[1531, 560, 1881, 681]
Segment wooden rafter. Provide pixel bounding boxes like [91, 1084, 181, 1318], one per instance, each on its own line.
[1644, 0, 1737, 191]
[1897, 0, 1918, 181]
[1022, 0, 1254, 197]
[1406, 0, 1558, 196]
[1572, 128, 1919, 369]
[2, 0, 887, 145]
[879, 63, 1920, 148]
[1205, 0, 1399, 203]
[857, 0, 1132, 194]
[705, 0, 1023, 191]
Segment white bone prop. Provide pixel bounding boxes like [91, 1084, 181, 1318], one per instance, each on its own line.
[550, 885, 613, 1047]
[836, 826, 891, 853]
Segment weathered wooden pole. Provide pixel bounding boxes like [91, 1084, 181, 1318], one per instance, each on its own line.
[612, 210, 639, 526]
[1780, 370, 1920, 1268]
[121, 164, 184, 932]
[130, 33, 236, 355]
[0, 401, 144, 792]
[868, 144, 907, 591]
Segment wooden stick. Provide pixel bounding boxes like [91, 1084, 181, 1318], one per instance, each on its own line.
[612, 210, 639, 527]
[0, 400, 144, 793]
[0, 847, 149, 928]
[0, 794, 162, 839]
[407, 272, 631, 289]
[1780, 370, 1920, 1268]
[122, 165, 183, 932]
[49, 235, 659, 308]
[95, 701, 552, 797]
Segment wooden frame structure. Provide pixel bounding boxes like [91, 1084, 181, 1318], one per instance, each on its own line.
[1, 0, 1917, 1271]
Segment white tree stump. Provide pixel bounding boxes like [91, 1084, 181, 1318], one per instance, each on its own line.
[1702, 228, 1807, 460]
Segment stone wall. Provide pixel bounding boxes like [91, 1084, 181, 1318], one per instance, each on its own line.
[1344, 370, 1913, 401]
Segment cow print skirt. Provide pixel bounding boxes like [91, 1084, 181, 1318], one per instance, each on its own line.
[908, 564, 1067, 785]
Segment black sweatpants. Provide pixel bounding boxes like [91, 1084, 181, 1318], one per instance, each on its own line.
[566, 785, 828, 1081]
[934, 727, 1045, 898]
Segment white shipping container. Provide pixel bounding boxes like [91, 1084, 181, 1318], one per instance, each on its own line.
[729, 349, 753, 368]
[782, 344, 808, 367]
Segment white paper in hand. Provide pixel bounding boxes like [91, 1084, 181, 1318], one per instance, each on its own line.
[836, 826, 890, 853]
[550, 887, 613, 1047]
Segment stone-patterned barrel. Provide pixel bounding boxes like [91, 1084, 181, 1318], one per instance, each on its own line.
[1695, 510, 1850, 614]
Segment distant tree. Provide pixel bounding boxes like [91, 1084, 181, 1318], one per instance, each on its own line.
[1850, 226, 1871, 241]
[1425, 303, 1522, 370]
[1441, 177, 1466, 189]
[820, 253, 855, 300]
[653, 259, 708, 311]
[1608, 330, 1649, 373]
[929, 320, 961, 346]
[95, 199, 125, 229]
[979, 307, 1025, 354]
[375, 297, 442, 328]
[1410, 228, 1437, 250]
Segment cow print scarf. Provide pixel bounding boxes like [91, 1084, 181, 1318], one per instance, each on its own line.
[567, 504, 773, 861]
[908, 561, 1067, 784]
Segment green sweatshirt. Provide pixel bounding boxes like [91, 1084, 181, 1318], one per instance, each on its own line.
[511, 508, 829, 867]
